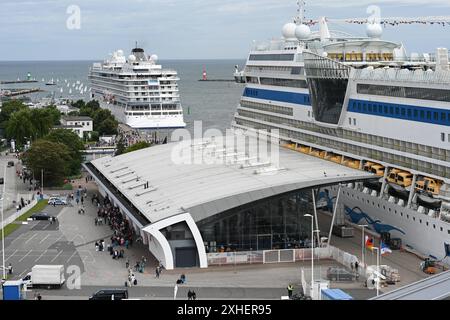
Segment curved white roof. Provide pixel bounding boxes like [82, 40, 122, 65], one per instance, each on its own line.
[90, 135, 374, 225]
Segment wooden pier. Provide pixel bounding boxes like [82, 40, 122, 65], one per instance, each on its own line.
[0, 80, 38, 84]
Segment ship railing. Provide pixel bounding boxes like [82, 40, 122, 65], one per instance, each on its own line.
[251, 39, 296, 52]
[353, 67, 450, 85]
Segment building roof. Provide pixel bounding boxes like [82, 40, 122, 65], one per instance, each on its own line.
[62, 116, 93, 121]
[89, 135, 374, 225]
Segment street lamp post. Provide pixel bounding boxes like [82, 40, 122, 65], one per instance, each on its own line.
[1, 164, 7, 280]
[304, 214, 314, 298]
[359, 224, 368, 268]
[372, 247, 380, 296]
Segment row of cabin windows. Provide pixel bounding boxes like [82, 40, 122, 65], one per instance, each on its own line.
[349, 99, 450, 126]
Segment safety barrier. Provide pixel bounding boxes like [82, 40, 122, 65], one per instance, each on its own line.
[206, 246, 356, 267]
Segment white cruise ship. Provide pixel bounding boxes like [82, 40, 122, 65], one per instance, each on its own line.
[89, 47, 186, 129]
[232, 12, 450, 262]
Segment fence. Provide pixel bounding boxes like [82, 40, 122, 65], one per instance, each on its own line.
[207, 246, 350, 267]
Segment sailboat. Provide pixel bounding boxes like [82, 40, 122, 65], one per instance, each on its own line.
[46, 78, 56, 86]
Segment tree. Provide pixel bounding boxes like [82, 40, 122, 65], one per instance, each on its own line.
[0, 100, 26, 128]
[124, 141, 151, 154]
[89, 131, 100, 142]
[30, 108, 55, 139]
[22, 139, 71, 187]
[115, 134, 126, 156]
[44, 129, 84, 175]
[5, 109, 35, 146]
[71, 99, 85, 110]
[96, 117, 118, 136]
[68, 111, 80, 117]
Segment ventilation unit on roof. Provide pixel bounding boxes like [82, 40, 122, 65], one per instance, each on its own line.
[240, 161, 271, 169]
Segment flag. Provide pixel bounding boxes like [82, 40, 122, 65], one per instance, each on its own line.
[381, 241, 392, 255]
[365, 236, 374, 250]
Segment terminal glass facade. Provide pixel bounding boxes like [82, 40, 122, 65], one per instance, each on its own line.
[197, 188, 318, 252]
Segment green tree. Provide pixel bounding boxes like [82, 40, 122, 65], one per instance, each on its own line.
[71, 99, 85, 110]
[44, 129, 84, 175]
[115, 134, 126, 156]
[96, 117, 118, 136]
[30, 108, 55, 139]
[89, 131, 100, 142]
[124, 141, 151, 154]
[5, 109, 35, 146]
[22, 139, 71, 187]
[0, 100, 26, 128]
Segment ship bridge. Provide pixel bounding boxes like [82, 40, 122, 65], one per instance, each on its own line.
[84, 132, 374, 270]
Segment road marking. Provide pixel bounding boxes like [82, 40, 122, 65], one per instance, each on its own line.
[66, 250, 78, 263]
[35, 250, 47, 262]
[50, 250, 63, 263]
[18, 250, 32, 262]
[24, 233, 37, 244]
[4, 249, 18, 262]
[39, 234, 50, 244]
[10, 233, 26, 244]
[18, 269, 29, 278]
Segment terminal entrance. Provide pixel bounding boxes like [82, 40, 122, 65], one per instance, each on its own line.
[175, 247, 199, 268]
[197, 188, 317, 252]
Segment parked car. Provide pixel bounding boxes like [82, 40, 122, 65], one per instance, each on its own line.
[48, 197, 67, 205]
[7, 161, 14, 167]
[89, 289, 129, 300]
[326, 267, 356, 282]
[30, 212, 56, 221]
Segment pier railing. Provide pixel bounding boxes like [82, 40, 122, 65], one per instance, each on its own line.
[207, 245, 360, 270]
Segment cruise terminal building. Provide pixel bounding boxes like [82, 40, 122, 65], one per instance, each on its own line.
[84, 134, 373, 269]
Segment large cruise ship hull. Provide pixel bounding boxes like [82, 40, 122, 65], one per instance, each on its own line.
[323, 185, 450, 262]
[99, 100, 186, 129]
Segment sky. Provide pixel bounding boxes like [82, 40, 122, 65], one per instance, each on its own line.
[0, 0, 449, 61]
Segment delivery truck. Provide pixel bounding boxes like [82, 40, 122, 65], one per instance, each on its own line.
[22, 265, 65, 289]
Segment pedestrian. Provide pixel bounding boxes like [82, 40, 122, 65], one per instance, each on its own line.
[125, 259, 129, 269]
[287, 284, 293, 299]
[37, 293, 42, 300]
[81, 196, 84, 205]
[155, 266, 160, 279]
[355, 261, 360, 279]
[187, 290, 192, 300]
[192, 291, 196, 300]
[7, 263, 13, 275]
[350, 262, 354, 272]
[95, 217, 98, 226]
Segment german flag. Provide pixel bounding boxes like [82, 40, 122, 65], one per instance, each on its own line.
[365, 235, 374, 250]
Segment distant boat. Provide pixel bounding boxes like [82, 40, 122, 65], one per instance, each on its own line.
[46, 78, 56, 86]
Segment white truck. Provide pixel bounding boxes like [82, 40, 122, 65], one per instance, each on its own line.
[22, 265, 65, 289]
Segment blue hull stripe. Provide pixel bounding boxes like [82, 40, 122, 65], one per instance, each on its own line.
[348, 98, 450, 126]
[243, 87, 311, 106]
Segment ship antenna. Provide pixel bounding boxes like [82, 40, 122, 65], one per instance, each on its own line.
[295, 0, 306, 25]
